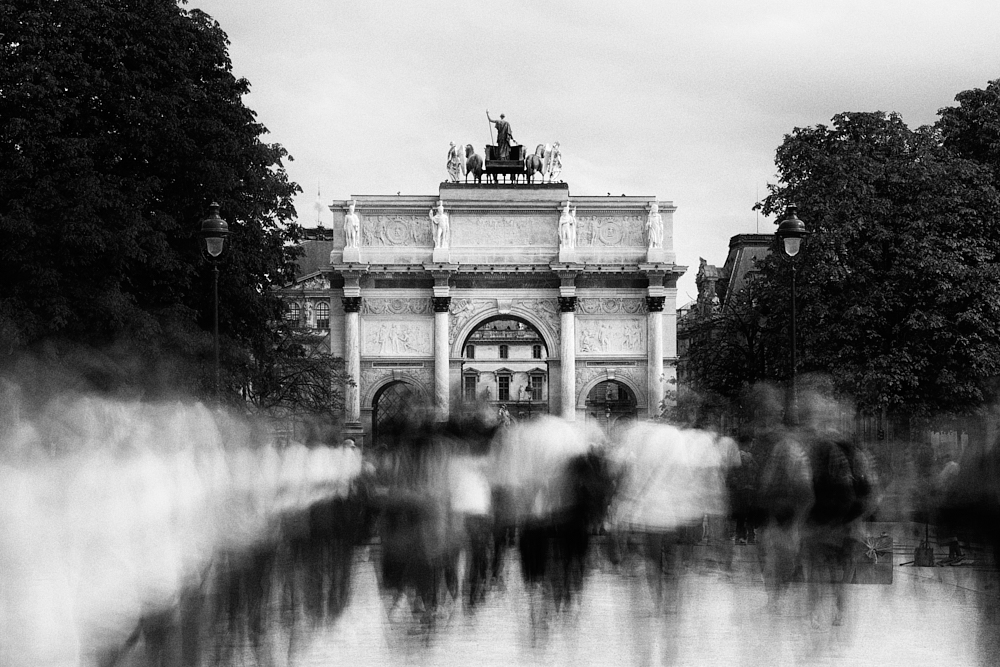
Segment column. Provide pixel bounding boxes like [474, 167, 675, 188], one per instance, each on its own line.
[433, 296, 451, 422]
[559, 296, 577, 420]
[646, 296, 665, 418]
[342, 296, 362, 426]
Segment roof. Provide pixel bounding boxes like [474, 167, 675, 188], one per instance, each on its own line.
[291, 234, 334, 282]
[718, 234, 773, 311]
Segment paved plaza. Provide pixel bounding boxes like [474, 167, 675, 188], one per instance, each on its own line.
[193, 534, 1000, 667]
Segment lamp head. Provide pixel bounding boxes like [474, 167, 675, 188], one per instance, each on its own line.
[200, 202, 230, 258]
[775, 204, 811, 257]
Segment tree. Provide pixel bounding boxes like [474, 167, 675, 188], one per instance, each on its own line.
[243, 323, 352, 430]
[757, 111, 1000, 421]
[937, 78, 1000, 184]
[679, 277, 779, 423]
[0, 0, 306, 402]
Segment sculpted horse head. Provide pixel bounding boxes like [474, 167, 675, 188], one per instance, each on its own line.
[465, 144, 484, 184]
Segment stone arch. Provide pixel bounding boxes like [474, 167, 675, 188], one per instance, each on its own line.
[450, 306, 559, 358]
[576, 372, 646, 412]
[362, 372, 430, 410]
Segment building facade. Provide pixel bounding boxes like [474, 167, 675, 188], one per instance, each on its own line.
[287, 182, 685, 446]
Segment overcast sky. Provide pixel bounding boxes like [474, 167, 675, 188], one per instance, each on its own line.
[189, 0, 1000, 302]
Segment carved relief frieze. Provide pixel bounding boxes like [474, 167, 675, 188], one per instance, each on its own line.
[363, 320, 433, 356]
[577, 318, 645, 354]
[299, 275, 330, 290]
[449, 298, 495, 344]
[361, 297, 432, 316]
[576, 366, 605, 397]
[512, 298, 559, 338]
[577, 297, 646, 315]
[361, 215, 433, 247]
[575, 215, 645, 247]
[452, 215, 557, 247]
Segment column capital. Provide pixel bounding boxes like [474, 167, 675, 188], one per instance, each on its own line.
[432, 296, 452, 312]
[558, 296, 577, 313]
[342, 296, 362, 313]
[646, 296, 665, 312]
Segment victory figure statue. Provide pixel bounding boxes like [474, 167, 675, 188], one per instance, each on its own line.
[429, 200, 450, 249]
[487, 110, 515, 160]
[446, 142, 465, 182]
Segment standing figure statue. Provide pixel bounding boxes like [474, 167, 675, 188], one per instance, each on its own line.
[646, 201, 663, 249]
[429, 200, 450, 249]
[486, 110, 515, 160]
[544, 142, 562, 182]
[344, 200, 360, 249]
[446, 142, 465, 182]
[558, 200, 577, 249]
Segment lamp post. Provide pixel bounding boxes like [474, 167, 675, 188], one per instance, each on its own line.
[200, 202, 230, 400]
[775, 204, 811, 425]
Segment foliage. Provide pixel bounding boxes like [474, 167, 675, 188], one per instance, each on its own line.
[243, 325, 351, 425]
[679, 277, 779, 417]
[0, 0, 311, 405]
[757, 110, 1000, 420]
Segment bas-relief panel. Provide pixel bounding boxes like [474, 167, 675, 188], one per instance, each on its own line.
[361, 297, 431, 316]
[577, 297, 646, 315]
[452, 215, 557, 247]
[362, 320, 433, 356]
[575, 215, 645, 247]
[577, 318, 645, 354]
[361, 215, 433, 247]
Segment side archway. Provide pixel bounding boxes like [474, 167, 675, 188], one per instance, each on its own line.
[370, 379, 429, 449]
[577, 374, 645, 413]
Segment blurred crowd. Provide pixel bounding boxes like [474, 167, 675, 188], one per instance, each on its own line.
[1, 380, 999, 666]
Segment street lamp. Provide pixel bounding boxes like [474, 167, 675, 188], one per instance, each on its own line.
[775, 204, 811, 425]
[200, 202, 230, 400]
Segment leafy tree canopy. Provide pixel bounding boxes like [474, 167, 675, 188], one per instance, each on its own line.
[0, 0, 304, 401]
[757, 109, 1000, 420]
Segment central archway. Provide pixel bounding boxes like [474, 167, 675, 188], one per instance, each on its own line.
[460, 316, 550, 421]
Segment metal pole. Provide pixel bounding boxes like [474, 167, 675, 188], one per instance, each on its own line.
[213, 262, 220, 401]
[789, 261, 798, 424]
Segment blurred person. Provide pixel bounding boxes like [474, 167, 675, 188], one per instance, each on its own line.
[796, 388, 879, 628]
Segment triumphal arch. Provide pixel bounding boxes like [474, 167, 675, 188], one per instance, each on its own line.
[325, 182, 685, 446]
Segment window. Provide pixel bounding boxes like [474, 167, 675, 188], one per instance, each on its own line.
[464, 374, 478, 401]
[499, 344, 509, 359]
[530, 375, 544, 401]
[498, 375, 510, 401]
[285, 302, 301, 324]
[465, 344, 475, 359]
[316, 302, 330, 329]
[532, 344, 542, 359]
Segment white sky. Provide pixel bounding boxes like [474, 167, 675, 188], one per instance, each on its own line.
[188, 0, 1000, 302]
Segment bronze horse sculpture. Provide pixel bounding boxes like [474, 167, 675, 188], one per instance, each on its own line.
[524, 144, 546, 184]
[465, 144, 484, 184]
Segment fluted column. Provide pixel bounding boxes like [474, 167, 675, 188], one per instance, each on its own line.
[433, 296, 451, 422]
[646, 296, 665, 418]
[559, 296, 577, 420]
[342, 296, 362, 425]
